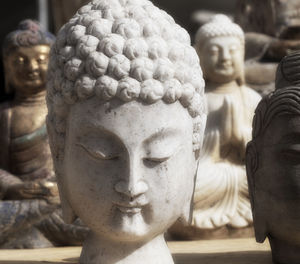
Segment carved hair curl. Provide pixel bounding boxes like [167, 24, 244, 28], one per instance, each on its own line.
[252, 86, 300, 141]
[47, 0, 206, 163]
[195, 14, 244, 48]
[3, 19, 55, 56]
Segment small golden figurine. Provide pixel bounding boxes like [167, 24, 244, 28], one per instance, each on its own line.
[0, 20, 88, 248]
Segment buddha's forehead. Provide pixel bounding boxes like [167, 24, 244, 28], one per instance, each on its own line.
[10, 45, 50, 57]
[68, 97, 193, 143]
[204, 36, 242, 49]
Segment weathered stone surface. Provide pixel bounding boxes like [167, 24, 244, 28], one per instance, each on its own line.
[247, 51, 300, 264]
[47, 1, 206, 263]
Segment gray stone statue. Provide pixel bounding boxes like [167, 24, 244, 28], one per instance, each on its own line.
[246, 51, 300, 264]
[46, 0, 206, 263]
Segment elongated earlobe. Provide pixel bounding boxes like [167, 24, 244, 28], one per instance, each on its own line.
[179, 163, 198, 225]
[178, 199, 193, 226]
[47, 120, 76, 224]
[246, 142, 267, 243]
[58, 183, 77, 224]
[253, 209, 267, 243]
[246, 143, 258, 209]
[3, 60, 13, 94]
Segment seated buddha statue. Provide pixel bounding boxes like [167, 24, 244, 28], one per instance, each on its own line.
[235, 0, 300, 95]
[170, 15, 261, 240]
[0, 20, 88, 248]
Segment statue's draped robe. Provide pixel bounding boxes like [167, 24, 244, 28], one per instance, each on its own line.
[0, 102, 10, 173]
[0, 102, 88, 248]
[193, 86, 261, 229]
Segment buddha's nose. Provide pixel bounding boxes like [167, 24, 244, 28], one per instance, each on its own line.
[28, 59, 39, 72]
[220, 48, 231, 62]
[114, 157, 149, 198]
[114, 180, 148, 198]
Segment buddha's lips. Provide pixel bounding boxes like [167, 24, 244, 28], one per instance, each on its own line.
[27, 73, 40, 80]
[114, 201, 148, 208]
[217, 63, 233, 70]
[117, 206, 142, 214]
[114, 199, 149, 214]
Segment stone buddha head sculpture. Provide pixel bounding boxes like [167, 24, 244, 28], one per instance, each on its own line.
[194, 15, 245, 87]
[246, 53, 300, 264]
[46, 0, 206, 263]
[3, 19, 55, 95]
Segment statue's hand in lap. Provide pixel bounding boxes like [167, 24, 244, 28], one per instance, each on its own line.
[6, 181, 59, 205]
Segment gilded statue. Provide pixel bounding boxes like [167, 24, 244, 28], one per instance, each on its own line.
[0, 20, 88, 248]
[171, 15, 261, 239]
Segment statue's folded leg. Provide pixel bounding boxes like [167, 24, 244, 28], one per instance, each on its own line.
[37, 209, 89, 246]
[0, 199, 56, 248]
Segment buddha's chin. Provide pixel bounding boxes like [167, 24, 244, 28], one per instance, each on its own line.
[110, 211, 153, 242]
[213, 74, 236, 84]
[14, 80, 45, 93]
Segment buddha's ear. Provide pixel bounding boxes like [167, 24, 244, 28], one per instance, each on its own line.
[179, 159, 199, 225]
[57, 178, 77, 224]
[198, 113, 207, 151]
[178, 198, 193, 225]
[3, 57, 13, 94]
[194, 112, 207, 160]
[246, 142, 257, 209]
[46, 118, 77, 224]
[246, 142, 267, 243]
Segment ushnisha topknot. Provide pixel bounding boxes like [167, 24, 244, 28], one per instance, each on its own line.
[47, 0, 206, 154]
[276, 51, 300, 89]
[195, 14, 245, 48]
[3, 19, 55, 56]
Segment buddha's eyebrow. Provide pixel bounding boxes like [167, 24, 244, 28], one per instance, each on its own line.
[143, 128, 181, 145]
[14, 51, 27, 57]
[77, 122, 118, 138]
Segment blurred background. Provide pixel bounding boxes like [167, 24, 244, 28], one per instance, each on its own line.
[0, 0, 237, 101]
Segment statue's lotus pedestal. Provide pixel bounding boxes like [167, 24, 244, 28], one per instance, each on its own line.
[0, 238, 271, 264]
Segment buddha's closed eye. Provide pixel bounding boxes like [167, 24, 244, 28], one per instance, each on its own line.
[281, 144, 300, 164]
[76, 143, 119, 161]
[143, 134, 182, 166]
[76, 129, 183, 165]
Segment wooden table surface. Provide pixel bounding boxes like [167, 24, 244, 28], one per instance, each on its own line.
[0, 238, 272, 264]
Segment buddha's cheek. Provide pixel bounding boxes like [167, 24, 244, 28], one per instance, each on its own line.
[63, 148, 120, 234]
[256, 165, 300, 245]
[147, 147, 195, 229]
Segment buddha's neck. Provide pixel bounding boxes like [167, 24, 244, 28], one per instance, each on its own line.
[14, 89, 46, 106]
[269, 237, 300, 264]
[206, 80, 240, 94]
[80, 233, 174, 264]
